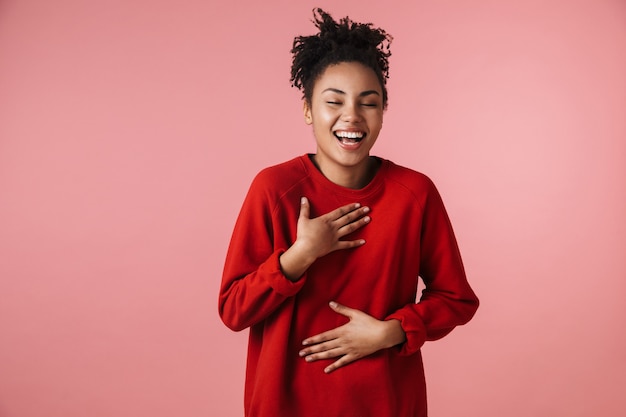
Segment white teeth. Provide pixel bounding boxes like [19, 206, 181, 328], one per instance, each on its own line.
[335, 131, 364, 139]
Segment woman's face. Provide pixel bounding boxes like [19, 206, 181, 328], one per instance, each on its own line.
[303, 61, 384, 183]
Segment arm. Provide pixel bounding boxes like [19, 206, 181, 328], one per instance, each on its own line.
[218, 178, 298, 331]
[300, 179, 479, 369]
[219, 187, 371, 331]
[299, 301, 406, 374]
[385, 179, 479, 354]
[280, 197, 370, 280]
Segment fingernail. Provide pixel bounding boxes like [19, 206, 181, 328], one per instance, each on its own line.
[299, 350, 306, 357]
[306, 356, 313, 362]
[302, 340, 309, 346]
[324, 367, 331, 373]
[363, 216, 370, 223]
[301, 197, 306, 204]
[363, 206, 370, 213]
[329, 301, 338, 308]
[354, 203, 361, 208]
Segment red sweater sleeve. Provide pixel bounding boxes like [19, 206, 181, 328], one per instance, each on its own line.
[386, 179, 479, 355]
[218, 173, 306, 331]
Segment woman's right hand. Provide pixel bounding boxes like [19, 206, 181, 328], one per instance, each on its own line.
[279, 197, 371, 281]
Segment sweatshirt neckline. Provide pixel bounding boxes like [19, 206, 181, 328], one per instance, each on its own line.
[300, 154, 388, 198]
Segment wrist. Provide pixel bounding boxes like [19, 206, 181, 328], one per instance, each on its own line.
[290, 239, 318, 265]
[381, 319, 406, 349]
[279, 241, 317, 282]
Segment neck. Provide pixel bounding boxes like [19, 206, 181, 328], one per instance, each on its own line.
[311, 155, 378, 189]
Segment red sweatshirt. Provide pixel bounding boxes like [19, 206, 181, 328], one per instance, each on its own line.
[219, 155, 479, 417]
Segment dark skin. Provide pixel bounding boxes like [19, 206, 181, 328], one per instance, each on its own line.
[279, 62, 406, 374]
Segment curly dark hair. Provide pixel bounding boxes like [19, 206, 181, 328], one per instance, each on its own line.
[290, 8, 393, 109]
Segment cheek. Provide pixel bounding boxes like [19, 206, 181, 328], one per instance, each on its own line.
[312, 108, 337, 127]
[371, 114, 384, 131]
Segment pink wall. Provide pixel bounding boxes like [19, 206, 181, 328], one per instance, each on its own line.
[1, 0, 625, 416]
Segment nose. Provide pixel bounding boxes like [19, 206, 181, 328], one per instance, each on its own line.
[341, 102, 362, 122]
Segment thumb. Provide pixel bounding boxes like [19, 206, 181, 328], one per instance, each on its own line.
[329, 301, 353, 318]
[299, 196, 310, 220]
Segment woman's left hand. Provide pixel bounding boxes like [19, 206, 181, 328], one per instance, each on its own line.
[299, 301, 406, 374]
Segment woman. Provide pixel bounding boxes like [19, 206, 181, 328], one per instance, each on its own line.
[219, 9, 479, 417]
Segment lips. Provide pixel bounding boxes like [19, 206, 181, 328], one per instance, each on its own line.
[334, 130, 366, 145]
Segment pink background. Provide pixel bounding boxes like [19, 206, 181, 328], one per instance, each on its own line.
[1, 0, 625, 416]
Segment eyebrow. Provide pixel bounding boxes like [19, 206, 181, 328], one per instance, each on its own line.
[322, 88, 380, 97]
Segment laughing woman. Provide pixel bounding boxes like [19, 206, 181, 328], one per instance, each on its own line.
[219, 9, 479, 417]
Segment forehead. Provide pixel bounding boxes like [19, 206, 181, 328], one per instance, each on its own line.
[312, 62, 382, 94]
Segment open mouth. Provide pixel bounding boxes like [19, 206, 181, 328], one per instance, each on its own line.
[334, 131, 365, 145]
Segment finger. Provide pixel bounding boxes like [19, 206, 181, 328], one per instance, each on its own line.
[334, 239, 366, 251]
[328, 301, 355, 319]
[337, 214, 370, 237]
[299, 339, 342, 358]
[324, 354, 356, 374]
[326, 202, 361, 221]
[302, 328, 339, 346]
[300, 337, 339, 353]
[299, 196, 310, 220]
[303, 346, 344, 363]
[336, 206, 370, 228]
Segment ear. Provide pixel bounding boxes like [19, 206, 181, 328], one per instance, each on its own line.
[303, 100, 312, 125]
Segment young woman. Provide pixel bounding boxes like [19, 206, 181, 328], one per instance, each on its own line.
[219, 9, 479, 417]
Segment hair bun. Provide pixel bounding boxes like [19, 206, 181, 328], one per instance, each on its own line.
[290, 8, 393, 108]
